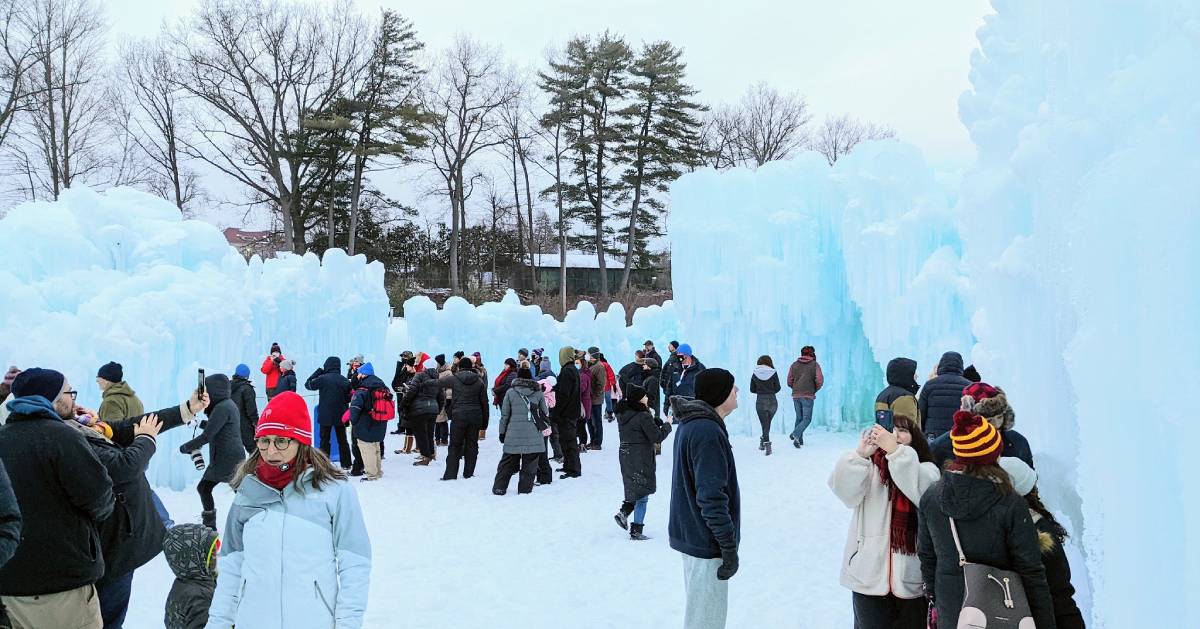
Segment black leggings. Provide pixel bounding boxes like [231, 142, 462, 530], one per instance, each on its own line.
[319, 423, 352, 468]
[197, 479, 219, 512]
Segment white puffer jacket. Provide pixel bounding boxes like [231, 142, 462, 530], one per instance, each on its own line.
[828, 445, 939, 598]
[205, 469, 371, 629]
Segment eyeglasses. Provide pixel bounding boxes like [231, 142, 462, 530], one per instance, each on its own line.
[63, 390, 78, 401]
[255, 436, 295, 451]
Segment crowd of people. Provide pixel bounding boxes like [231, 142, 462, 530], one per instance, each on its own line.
[0, 341, 1084, 629]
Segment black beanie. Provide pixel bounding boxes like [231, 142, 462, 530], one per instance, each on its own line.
[458, 357, 475, 371]
[623, 382, 647, 404]
[97, 361, 123, 383]
[435, 354, 446, 366]
[695, 368, 734, 408]
[12, 367, 66, 402]
[270, 342, 281, 354]
[454, 351, 465, 360]
[517, 366, 533, 379]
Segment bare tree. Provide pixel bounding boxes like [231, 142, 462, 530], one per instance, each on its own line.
[117, 38, 198, 210]
[170, 0, 367, 253]
[420, 35, 516, 294]
[811, 113, 895, 165]
[496, 77, 542, 292]
[732, 82, 811, 167]
[20, 0, 108, 199]
[698, 106, 740, 170]
[0, 0, 47, 151]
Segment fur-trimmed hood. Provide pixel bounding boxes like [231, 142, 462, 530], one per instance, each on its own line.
[976, 392, 1015, 431]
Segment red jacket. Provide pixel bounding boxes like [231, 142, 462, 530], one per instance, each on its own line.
[603, 362, 616, 392]
[261, 355, 286, 391]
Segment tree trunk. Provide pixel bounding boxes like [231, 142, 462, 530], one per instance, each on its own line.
[621, 109, 654, 291]
[509, 144, 524, 290]
[518, 142, 537, 294]
[348, 154, 365, 255]
[448, 167, 464, 294]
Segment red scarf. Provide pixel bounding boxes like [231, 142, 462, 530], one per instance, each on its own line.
[255, 459, 299, 491]
[872, 450, 918, 555]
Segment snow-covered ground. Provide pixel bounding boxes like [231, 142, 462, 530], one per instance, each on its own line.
[126, 427, 857, 628]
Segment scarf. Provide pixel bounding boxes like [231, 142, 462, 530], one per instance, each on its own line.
[255, 459, 300, 491]
[6, 395, 61, 419]
[872, 450, 918, 555]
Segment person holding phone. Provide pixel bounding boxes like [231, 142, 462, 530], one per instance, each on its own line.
[260, 343, 286, 400]
[875, 357, 921, 429]
[829, 414, 938, 629]
[179, 374, 247, 530]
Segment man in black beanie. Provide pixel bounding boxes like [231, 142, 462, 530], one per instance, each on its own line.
[96, 361, 144, 423]
[668, 367, 740, 629]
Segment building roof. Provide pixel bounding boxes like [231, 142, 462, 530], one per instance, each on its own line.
[530, 252, 626, 269]
[223, 227, 280, 247]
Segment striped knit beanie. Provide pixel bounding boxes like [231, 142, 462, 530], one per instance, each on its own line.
[950, 409, 1003, 465]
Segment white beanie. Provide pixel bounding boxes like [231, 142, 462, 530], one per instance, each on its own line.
[999, 457, 1037, 496]
[422, 358, 437, 370]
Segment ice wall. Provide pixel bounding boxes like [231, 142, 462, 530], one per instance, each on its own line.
[0, 187, 391, 489]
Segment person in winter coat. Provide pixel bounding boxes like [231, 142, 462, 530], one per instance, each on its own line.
[917, 410, 1056, 629]
[391, 352, 419, 452]
[275, 360, 297, 395]
[401, 358, 445, 466]
[230, 364, 259, 455]
[0, 366, 19, 423]
[0, 460, 18, 571]
[435, 356, 453, 446]
[600, 353, 617, 421]
[180, 374, 248, 530]
[875, 357, 921, 428]
[749, 356, 781, 454]
[260, 343, 286, 399]
[492, 357, 518, 409]
[552, 346, 582, 479]
[96, 361, 145, 423]
[998, 458, 1086, 629]
[614, 383, 672, 541]
[917, 352, 973, 439]
[207, 392, 370, 629]
[472, 353, 489, 441]
[829, 414, 939, 629]
[786, 346, 824, 448]
[493, 366, 551, 495]
[660, 341, 681, 400]
[643, 340, 662, 371]
[669, 369, 741, 629]
[439, 357, 489, 480]
[586, 349, 607, 450]
[532, 349, 553, 380]
[617, 351, 647, 391]
[306, 357, 352, 469]
[577, 353, 594, 449]
[0, 368, 115, 628]
[665, 344, 706, 418]
[929, 383, 1034, 470]
[163, 524, 219, 629]
[642, 358, 662, 422]
[347, 363, 392, 481]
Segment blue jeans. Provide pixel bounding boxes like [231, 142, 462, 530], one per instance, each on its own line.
[632, 495, 649, 525]
[98, 570, 134, 629]
[604, 390, 614, 415]
[791, 398, 815, 443]
[151, 489, 174, 527]
[590, 404, 604, 447]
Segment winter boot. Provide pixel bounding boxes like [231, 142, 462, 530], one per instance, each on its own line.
[629, 523, 649, 541]
[413, 456, 432, 466]
[758, 437, 766, 451]
[201, 510, 217, 531]
[614, 502, 634, 530]
[493, 488, 506, 496]
[403, 436, 415, 454]
[792, 436, 802, 449]
[764, 440, 773, 456]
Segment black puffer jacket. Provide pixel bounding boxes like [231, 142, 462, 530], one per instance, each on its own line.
[0, 402, 114, 596]
[617, 402, 671, 503]
[617, 361, 645, 391]
[917, 472, 1056, 629]
[305, 357, 351, 427]
[180, 375, 246, 483]
[551, 363, 581, 422]
[1036, 516, 1086, 629]
[229, 375, 259, 453]
[875, 357, 920, 423]
[918, 352, 972, 437]
[441, 369, 490, 428]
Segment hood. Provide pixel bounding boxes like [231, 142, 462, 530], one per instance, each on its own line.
[323, 356, 341, 372]
[885, 358, 919, 393]
[103, 381, 137, 399]
[205, 374, 231, 406]
[231, 374, 253, 387]
[936, 352, 965, 376]
[163, 524, 218, 581]
[558, 346, 576, 369]
[455, 370, 481, 386]
[672, 397, 725, 430]
[358, 374, 387, 390]
[616, 405, 649, 427]
[512, 378, 539, 393]
[796, 356, 815, 364]
[937, 472, 1004, 521]
[752, 365, 776, 380]
[420, 367, 440, 380]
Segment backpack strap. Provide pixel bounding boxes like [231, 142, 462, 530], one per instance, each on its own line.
[948, 517, 968, 567]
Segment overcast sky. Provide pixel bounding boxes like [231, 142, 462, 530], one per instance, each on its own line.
[101, 0, 992, 229]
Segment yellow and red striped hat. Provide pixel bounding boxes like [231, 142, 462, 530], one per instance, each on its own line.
[951, 410, 1002, 465]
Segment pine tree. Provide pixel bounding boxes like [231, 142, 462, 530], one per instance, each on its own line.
[614, 41, 705, 289]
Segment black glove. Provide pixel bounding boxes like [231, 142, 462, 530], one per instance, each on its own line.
[716, 549, 739, 581]
[273, 355, 283, 364]
[178, 443, 189, 455]
[498, 433, 505, 444]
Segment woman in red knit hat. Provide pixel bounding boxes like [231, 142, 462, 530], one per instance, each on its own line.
[206, 391, 371, 629]
[915, 405, 1056, 629]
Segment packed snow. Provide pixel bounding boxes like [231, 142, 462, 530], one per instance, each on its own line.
[125, 432, 858, 629]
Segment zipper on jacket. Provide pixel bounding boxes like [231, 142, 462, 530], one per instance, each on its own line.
[314, 580, 334, 615]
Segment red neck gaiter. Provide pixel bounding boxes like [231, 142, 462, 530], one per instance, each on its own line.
[255, 459, 298, 491]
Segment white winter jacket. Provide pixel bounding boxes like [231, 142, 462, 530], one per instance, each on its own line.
[828, 445, 938, 599]
[205, 470, 371, 629]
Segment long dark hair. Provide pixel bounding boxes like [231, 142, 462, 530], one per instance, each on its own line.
[893, 414, 932, 463]
[757, 355, 774, 368]
[231, 443, 347, 492]
[1025, 487, 1069, 540]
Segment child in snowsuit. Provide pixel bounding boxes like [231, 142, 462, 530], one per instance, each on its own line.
[163, 523, 219, 629]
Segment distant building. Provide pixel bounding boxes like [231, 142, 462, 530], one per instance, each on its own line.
[223, 228, 285, 259]
[512, 252, 657, 294]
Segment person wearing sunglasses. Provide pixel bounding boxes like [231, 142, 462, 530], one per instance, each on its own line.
[207, 391, 370, 629]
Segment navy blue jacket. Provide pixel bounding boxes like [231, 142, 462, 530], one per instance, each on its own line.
[930, 427, 1034, 470]
[667, 358, 706, 400]
[668, 398, 740, 559]
[305, 357, 351, 427]
[918, 352, 972, 437]
[348, 375, 391, 443]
